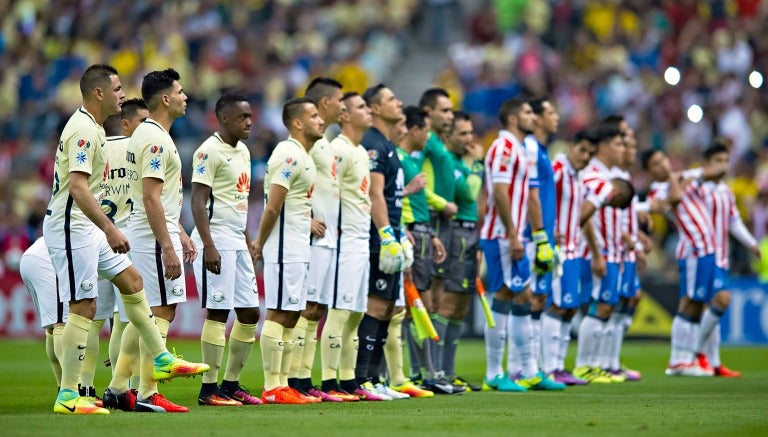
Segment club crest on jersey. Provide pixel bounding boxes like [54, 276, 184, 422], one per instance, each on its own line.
[150, 145, 164, 154]
[236, 172, 250, 193]
[80, 280, 94, 291]
[375, 279, 387, 290]
[196, 164, 206, 176]
[306, 285, 317, 296]
[197, 152, 207, 160]
[75, 151, 87, 164]
[212, 291, 224, 302]
[288, 295, 299, 305]
[368, 150, 378, 160]
[171, 286, 184, 296]
[150, 157, 161, 171]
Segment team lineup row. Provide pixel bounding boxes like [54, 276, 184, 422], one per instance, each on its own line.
[24, 63, 759, 414]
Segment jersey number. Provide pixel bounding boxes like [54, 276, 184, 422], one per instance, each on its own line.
[101, 199, 133, 223]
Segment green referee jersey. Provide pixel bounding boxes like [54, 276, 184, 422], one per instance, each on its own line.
[397, 147, 430, 224]
[421, 131, 458, 210]
[451, 152, 483, 222]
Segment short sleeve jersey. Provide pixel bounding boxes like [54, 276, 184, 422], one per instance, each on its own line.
[189, 133, 251, 251]
[421, 131, 457, 206]
[262, 137, 316, 263]
[331, 134, 371, 252]
[101, 136, 132, 229]
[523, 135, 556, 242]
[44, 107, 107, 249]
[397, 147, 430, 225]
[362, 127, 403, 252]
[126, 119, 183, 251]
[451, 153, 483, 222]
[308, 136, 340, 248]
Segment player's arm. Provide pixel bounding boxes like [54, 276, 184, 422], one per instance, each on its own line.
[492, 181, 523, 260]
[729, 203, 761, 259]
[179, 223, 197, 263]
[581, 219, 606, 277]
[143, 176, 181, 279]
[251, 184, 288, 262]
[666, 172, 684, 207]
[69, 171, 130, 253]
[370, 172, 389, 229]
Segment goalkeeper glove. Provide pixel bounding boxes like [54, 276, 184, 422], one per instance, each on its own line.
[378, 226, 404, 274]
[400, 228, 414, 270]
[532, 229, 554, 274]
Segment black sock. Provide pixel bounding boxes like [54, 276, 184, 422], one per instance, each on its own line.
[356, 314, 382, 384]
[340, 379, 358, 393]
[220, 380, 238, 393]
[367, 318, 390, 381]
[199, 382, 218, 396]
[321, 379, 340, 393]
[287, 378, 300, 389]
[299, 377, 313, 392]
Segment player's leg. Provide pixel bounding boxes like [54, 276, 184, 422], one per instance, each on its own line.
[544, 259, 586, 385]
[77, 280, 114, 404]
[574, 259, 618, 382]
[694, 267, 731, 374]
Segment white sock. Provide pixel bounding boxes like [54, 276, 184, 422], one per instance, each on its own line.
[610, 314, 629, 370]
[705, 323, 722, 368]
[695, 307, 722, 353]
[540, 313, 562, 374]
[670, 315, 695, 366]
[576, 316, 605, 368]
[484, 311, 508, 380]
[558, 321, 571, 371]
[505, 316, 521, 377]
[511, 313, 537, 378]
[531, 316, 542, 368]
[598, 315, 616, 370]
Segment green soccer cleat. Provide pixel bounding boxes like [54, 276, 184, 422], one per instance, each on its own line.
[573, 366, 614, 383]
[517, 371, 566, 391]
[153, 352, 210, 381]
[54, 389, 109, 415]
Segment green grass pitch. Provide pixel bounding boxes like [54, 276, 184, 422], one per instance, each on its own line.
[1, 339, 767, 436]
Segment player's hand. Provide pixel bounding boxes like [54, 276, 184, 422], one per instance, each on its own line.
[311, 219, 326, 238]
[554, 232, 563, 246]
[181, 233, 197, 263]
[636, 250, 648, 274]
[552, 244, 564, 277]
[106, 227, 130, 254]
[467, 143, 485, 161]
[510, 237, 525, 261]
[532, 229, 554, 274]
[751, 245, 762, 261]
[442, 202, 458, 217]
[161, 247, 182, 280]
[591, 255, 606, 278]
[432, 236, 446, 264]
[378, 226, 404, 274]
[250, 240, 263, 264]
[405, 173, 427, 196]
[203, 245, 221, 274]
[400, 229, 414, 270]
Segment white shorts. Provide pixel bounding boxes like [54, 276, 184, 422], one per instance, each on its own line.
[47, 232, 132, 303]
[95, 279, 129, 322]
[194, 249, 259, 310]
[129, 249, 186, 307]
[306, 246, 337, 305]
[264, 262, 308, 311]
[395, 271, 405, 307]
[332, 251, 369, 312]
[20, 248, 68, 328]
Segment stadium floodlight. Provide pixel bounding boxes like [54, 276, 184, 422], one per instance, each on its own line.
[749, 71, 763, 89]
[664, 67, 681, 86]
[687, 104, 703, 123]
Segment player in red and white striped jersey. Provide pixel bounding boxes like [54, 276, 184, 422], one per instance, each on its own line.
[692, 142, 760, 377]
[642, 148, 725, 376]
[479, 98, 564, 391]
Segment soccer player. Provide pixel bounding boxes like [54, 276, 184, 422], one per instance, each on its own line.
[250, 97, 322, 404]
[396, 106, 449, 393]
[122, 68, 200, 413]
[572, 123, 637, 382]
[479, 98, 565, 392]
[641, 149, 725, 376]
[20, 237, 68, 390]
[44, 64, 207, 415]
[693, 141, 760, 377]
[354, 83, 411, 399]
[542, 131, 596, 385]
[508, 97, 557, 379]
[437, 110, 484, 391]
[191, 94, 261, 406]
[289, 78, 345, 402]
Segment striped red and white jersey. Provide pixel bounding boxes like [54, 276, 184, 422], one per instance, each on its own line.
[699, 180, 741, 268]
[552, 154, 582, 260]
[615, 169, 638, 263]
[481, 130, 529, 242]
[647, 170, 716, 259]
[579, 158, 622, 262]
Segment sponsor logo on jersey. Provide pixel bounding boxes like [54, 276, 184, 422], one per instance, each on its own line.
[150, 157, 161, 171]
[359, 176, 368, 195]
[77, 139, 90, 148]
[197, 152, 208, 161]
[75, 152, 87, 165]
[195, 164, 206, 176]
[150, 145, 164, 154]
[281, 168, 291, 180]
[237, 172, 250, 193]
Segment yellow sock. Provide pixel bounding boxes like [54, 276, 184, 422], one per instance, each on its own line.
[138, 317, 169, 400]
[280, 327, 294, 387]
[289, 318, 307, 379]
[80, 318, 105, 388]
[60, 314, 92, 391]
[299, 319, 319, 379]
[340, 311, 364, 381]
[223, 320, 257, 382]
[260, 320, 284, 391]
[385, 309, 406, 386]
[321, 309, 349, 381]
[120, 291, 166, 358]
[200, 319, 226, 384]
[108, 315, 128, 377]
[109, 323, 139, 391]
[46, 330, 62, 387]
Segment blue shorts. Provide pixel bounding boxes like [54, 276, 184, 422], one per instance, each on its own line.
[525, 242, 553, 295]
[552, 258, 581, 309]
[480, 238, 532, 294]
[620, 262, 640, 298]
[678, 254, 716, 302]
[579, 258, 593, 304]
[713, 266, 729, 293]
[591, 262, 621, 305]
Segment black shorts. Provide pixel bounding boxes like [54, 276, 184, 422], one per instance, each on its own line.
[407, 223, 433, 291]
[368, 252, 401, 301]
[430, 212, 453, 279]
[444, 221, 479, 294]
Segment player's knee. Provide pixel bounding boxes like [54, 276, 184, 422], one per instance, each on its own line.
[713, 291, 730, 309]
[235, 307, 260, 325]
[206, 308, 230, 324]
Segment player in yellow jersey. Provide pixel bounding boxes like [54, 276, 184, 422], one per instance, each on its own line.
[251, 98, 323, 404]
[288, 78, 345, 402]
[191, 94, 262, 406]
[118, 68, 199, 413]
[43, 65, 207, 416]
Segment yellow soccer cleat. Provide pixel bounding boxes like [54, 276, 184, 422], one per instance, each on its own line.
[391, 380, 434, 398]
[54, 389, 109, 415]
[153, 352, 210, 381]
